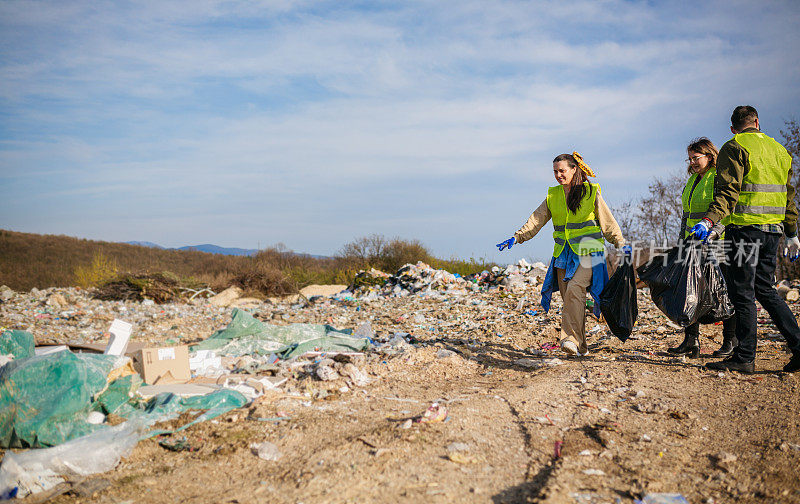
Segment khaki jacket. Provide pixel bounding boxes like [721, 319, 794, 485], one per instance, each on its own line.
[514, 189, 625, 249]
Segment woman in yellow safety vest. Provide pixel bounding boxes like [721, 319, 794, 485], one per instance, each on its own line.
[497, 153, 627, 356]
[668, 137, 737, 358]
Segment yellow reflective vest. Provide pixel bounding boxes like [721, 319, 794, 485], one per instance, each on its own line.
[547, 183, 605, 257]
[729, 131, 792, 226]
[682, 169, 729, 239]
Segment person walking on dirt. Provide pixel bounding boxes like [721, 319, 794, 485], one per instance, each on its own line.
[667, 137, 737, 358]
[496, 152, 628, 356]
[691, 106, 800, 374]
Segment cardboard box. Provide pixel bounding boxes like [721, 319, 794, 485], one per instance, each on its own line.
[105, 319, 133, 356]
[134, 345, 190, 385]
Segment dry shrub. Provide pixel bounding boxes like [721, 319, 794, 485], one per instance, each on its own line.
[231, 252, 296, 296]
[74, 251, 118, 288]
[336, 235, 433, 274]
[197, 272, 236, 294]
[94, 272, 181, 303]
[382, 238, 431, 273]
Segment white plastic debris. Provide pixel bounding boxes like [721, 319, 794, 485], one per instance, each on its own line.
[86, 411, 106, 425]
[0, 419, 146, 498]
[250, 441, 282, 461]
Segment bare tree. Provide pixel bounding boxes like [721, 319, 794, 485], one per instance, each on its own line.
[608, 167, 685, 252]
[778, 118, 800, 279]
[336, 234, 387, 265]
[609, 200, 638, 245]
[781, 118, 800, 185]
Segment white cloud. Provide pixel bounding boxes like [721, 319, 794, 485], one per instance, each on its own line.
[1, 0, 798, 259]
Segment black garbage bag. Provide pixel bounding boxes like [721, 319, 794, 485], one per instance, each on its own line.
[599, 259, 638, 342]
[697, 252, 735, 324]
[636, 241, 712, 327]
[636, 246, 683, 292]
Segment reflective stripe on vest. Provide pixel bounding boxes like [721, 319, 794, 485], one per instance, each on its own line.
[729, 131, 792, 226]
[681, 168, 728, 239]
[552, 220, 600, 232]
[547, 183, 605, 257]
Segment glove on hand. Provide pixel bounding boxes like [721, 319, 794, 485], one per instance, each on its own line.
[496, 237, 515, 251]
[785, 236, 800, 262]
[690, 219, 712, 241]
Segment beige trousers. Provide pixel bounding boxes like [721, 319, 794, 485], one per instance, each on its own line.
[556, 264, 593, 354]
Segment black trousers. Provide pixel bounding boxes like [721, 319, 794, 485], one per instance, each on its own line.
[685, 262, 736, 340]
[726, 226, 800, 362]
[684, 315, 736, 340]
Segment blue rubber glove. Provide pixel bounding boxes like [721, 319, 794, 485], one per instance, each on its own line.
[690, 220, 712, 241]
[622, 245, 632, 257]
[496, 237, 515, 251]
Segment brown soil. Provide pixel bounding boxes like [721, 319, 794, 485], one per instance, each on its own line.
[5, 289, 800, 504]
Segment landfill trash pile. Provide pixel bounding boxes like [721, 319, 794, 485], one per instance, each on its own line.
[1, 266, 799, 503]
[346, 259, 548, 301]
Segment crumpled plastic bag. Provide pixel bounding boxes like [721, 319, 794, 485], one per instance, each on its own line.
[0, 418, 147, 498]
[191, 308, 370, 359]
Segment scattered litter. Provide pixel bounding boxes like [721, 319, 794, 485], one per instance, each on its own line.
[105, 319, 133, 356]
[86, 411, 106, 425]
[582, 469, 605, 476]
[157, 434, 196, 452]
[554, 440, 563, 459]
[713, 452, 737, 472]
[316, 365, 340, 381]
[448, 452, 478, 464]
[250, 441, 282, 461]
[447, 442, 470, 452]
[416, 402, 448, 424]
[515, 358, 544, 369]
[0, 419, 146, 498]
[635, 494, 689, 504]
[192, 308, 370, 359]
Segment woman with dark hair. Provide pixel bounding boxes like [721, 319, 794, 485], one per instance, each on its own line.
[496, 153, 627, 356]
[667, 137, 737, 357]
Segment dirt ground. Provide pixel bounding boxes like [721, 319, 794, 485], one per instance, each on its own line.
[3, 286, 800, 504]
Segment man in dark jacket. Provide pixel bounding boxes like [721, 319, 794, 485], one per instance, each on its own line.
[690, 105, 800, 373]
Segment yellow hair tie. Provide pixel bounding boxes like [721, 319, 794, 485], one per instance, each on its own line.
[572, 151, 596, 177]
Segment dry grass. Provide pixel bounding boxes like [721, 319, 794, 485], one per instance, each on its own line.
[0, 229, 495, 296]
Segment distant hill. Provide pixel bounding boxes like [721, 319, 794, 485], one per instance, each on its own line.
[125, 241, 257, 256]
[177, 244, 258, 256]
[125, 241, 165, 249]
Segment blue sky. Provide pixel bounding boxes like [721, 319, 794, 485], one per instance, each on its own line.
[1, 0, 799, 264]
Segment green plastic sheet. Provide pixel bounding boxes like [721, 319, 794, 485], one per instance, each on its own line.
[94, 374, 142, 417]
[137, 389, 248, 436]
[192, 308, 370, 359]
[0, 330, 34, 359]
[0, 351, 117, 448]
[0, 351, 247, 449]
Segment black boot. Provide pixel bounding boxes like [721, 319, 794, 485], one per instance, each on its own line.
[667, 333, 699, 358]
[713, 334, 737, 358]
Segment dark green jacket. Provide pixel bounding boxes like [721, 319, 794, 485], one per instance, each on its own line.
[704, 127, 798, 237]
